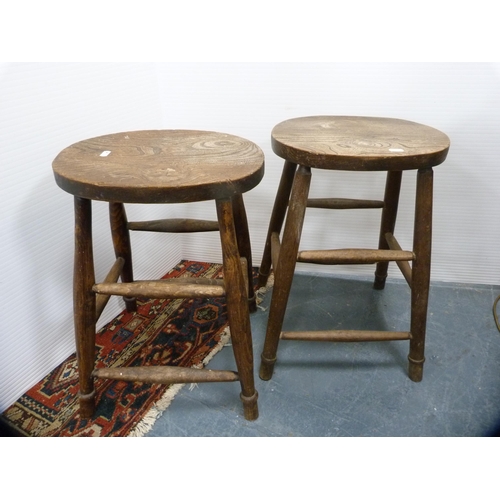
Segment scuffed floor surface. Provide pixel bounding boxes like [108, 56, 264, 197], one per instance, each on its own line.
[146, 272, 500, 437]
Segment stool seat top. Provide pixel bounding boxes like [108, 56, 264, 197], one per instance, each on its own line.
[271, 116, 450, 171]
[53, 130, 265, 203]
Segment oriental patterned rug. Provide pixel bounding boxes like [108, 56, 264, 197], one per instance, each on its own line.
[1, 260, 248, 437]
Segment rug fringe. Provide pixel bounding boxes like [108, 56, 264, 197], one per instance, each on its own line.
[127, 326, 232, 437]
[255, 272, 274, 311]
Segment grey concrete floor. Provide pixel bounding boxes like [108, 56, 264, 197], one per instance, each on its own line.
[145, 271, 500, 437]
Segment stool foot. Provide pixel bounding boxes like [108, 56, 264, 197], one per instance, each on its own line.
[78, 390, 96, 419]
[240, 391, 259, 421]
[248, 295, 257, 314]
[373, 273, 387, 290]
[124, 296, 137, 313]
[408, 356, 425, 382]
[259, 354, 276, 381]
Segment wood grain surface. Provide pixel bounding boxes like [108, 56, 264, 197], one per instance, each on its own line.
[271, 116, 450, 171]
[53, 130, 265, 203]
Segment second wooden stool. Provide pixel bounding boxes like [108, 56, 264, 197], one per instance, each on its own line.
[258, 116, 450, 383]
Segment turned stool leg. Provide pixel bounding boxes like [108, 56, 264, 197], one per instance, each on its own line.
[232, 193, 257, 313]
[409, 167, 433, 382]
[109, 202, 137, 312]
[74, 197, 97, 418]
[260, 165, 312, 381]
[257, 161, 298, 289]
[374, 170, 403, 290]
[216, 198, 258, 420]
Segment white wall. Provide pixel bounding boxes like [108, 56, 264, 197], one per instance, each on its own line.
[0, 63, 182, 412]
[2, 62, 500, 412]
[157, 62, 500, 285]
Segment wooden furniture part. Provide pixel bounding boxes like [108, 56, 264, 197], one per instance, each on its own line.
[258, 116, 450, 383]
[53, 130, 265, 421]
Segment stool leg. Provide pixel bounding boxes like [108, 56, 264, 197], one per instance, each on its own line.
[74, 197, 97, 418]
[374, 170, 403, 289]
[257, 161, 298, 289]
[216, 198, 258, 420]
[231, 193, 257, 313]
[409, 167, 433, 382]
[109, 202, 137, 313]
[260, 165, 312, 381]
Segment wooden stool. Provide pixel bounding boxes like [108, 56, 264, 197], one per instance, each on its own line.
[52, 130, 264, 421]
[258, 116, 450, 383]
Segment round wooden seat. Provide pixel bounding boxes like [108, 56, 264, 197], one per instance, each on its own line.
[53, 130, 264, 203]
[271, 116, 449, 171]
[258, 115, 450, 386]
[52, 129, 264, 422]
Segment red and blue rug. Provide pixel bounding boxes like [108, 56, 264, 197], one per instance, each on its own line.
[1, 261, 237, 437]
